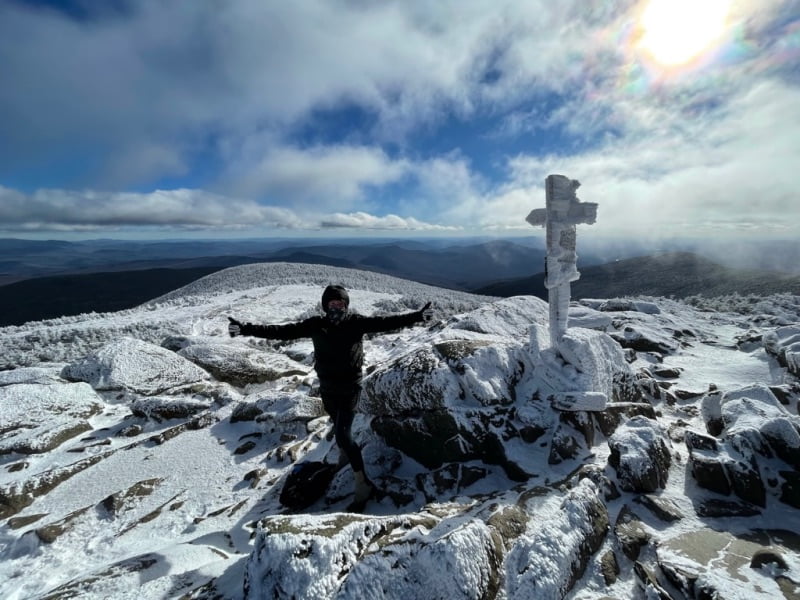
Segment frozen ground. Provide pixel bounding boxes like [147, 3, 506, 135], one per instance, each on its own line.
[0, 263, 798, 599]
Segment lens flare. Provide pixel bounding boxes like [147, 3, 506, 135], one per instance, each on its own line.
[637, 0, 731, 67]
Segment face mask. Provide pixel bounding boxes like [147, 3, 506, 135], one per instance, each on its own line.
[326, 307, 346, 324]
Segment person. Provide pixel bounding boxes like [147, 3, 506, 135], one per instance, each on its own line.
[227, 284, 433, 511]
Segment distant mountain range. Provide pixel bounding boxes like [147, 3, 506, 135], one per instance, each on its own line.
[1, 237, 798, 326]
[475, 251, 800, 299]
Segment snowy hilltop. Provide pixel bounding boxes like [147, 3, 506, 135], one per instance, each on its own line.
[1, 262, 799, 599]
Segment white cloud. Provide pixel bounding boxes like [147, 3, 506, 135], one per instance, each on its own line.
[319, 212, 459, 231]
[0, 187, 305, 231]
[481, 78, 800, 237]
[0, 186, 458, 234]
[225, 144, 409, 210]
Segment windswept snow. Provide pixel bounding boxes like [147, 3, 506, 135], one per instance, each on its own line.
[0, 263, 798, 600]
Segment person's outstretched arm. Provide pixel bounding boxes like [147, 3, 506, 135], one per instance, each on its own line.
[228, 316, 317, 340]
[356, 302, 433, 334]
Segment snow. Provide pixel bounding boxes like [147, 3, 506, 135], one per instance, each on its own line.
[0, 262, 798, 599]
[61, 337, 210, 394]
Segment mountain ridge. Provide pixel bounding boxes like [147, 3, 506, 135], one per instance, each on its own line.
[474, 251, 800, 299]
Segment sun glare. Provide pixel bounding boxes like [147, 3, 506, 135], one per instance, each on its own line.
[638, 0, 731, 66]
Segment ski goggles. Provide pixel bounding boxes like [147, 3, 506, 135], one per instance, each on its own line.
[326, 299, 347, 311]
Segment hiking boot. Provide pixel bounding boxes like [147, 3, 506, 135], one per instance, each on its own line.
[347, 470, 375, 512]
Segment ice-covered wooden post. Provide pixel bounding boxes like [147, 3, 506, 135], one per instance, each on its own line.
[526, 174, 597, 347]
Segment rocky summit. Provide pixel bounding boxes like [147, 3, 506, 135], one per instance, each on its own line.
[0, 263, 798, 599]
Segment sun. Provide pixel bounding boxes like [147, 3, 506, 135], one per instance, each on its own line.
[637, 0, 731, 66]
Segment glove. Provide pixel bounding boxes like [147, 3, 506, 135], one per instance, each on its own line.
[419, 302, 433, 322]
[228, 316, 242, 337]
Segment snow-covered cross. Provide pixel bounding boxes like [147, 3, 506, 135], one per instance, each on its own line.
[526, 174, 597, 348]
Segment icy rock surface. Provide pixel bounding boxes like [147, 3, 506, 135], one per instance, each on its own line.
[765, 325, 800, 376]
[61, 336, 210, 394]
[608, 416, 672, 493]
[533, 327, 637, 406]
[0, 381, 103, 454]
[689, 383, 800, 508]
[177, 340, 309, 386]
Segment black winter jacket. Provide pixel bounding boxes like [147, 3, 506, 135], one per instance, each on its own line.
[240, 310, 424, 385]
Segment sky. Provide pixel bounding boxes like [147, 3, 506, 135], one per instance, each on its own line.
[0, 0, 798, 240]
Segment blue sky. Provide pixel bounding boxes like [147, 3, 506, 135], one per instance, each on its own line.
[0, 0, 798, 240]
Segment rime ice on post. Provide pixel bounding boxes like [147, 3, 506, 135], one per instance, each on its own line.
[527, 175, 606, 412]
[526, 174, 597, 348]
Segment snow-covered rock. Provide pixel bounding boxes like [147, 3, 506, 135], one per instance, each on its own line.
[0, 382, 103, 454]
[1, 262, 799, 600]
[532, 327, 641, 411]
[61, 337, 210, 394]
[505, 479, 609, 599]
[130, 396, 214, 421]
[608, 417, 672, 493]
[0, 366, 65, 387]
[245, 510, 502, 600]
[177, 341, 309, 387]
[233, 390, 326, 424]
[764, 325, 800, 377]
[690, 383, 800, 508]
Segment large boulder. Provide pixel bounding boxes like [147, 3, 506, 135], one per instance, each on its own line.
[61, 337, 210, 395]
[688, 384, 800, 508]
[232, 390, 326, 424]
[363, 338, 537, 480]
[608, 417, 672, 493]
[764, 325, 800, 377]
[176, 341, 308, 387]
[532, 327, 642, 408]
[245, 510, 502, 600]
[504, 479, 609, 599]
[0, 382, 103, 454]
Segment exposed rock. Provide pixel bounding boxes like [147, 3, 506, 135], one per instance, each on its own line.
[688, 453, 731, 496]
[548, 414, 592, 465]
[635, 494, 684, 522]
[633, 561, 673, 600]
[35, 505, 92, 543]
[177, 342, 308, 387]
[600, 550, 619, 586]
[130, 396, 213, 421]
[608, 417, 671, 493]
[684, 429, 719, 452]
[61, 337, 209, 395]
[595, 402, 657, 437]
[614, 505, 651, 561]
[751, 547, 789, 571]
[577, 464, 620, 501]
[364, 335, 535, 480]
[780, 470, 800, 509]
[700, 391, 724, 436]
[433, 339, 492, 361]
[416, 463, 487, 501]
[0, 382, 103, 455]
[695, 498, 761, 518]
[100, 479, 163, 517]
[609, 323, 678, 355]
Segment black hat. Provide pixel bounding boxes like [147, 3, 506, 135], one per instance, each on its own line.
[321, 285, 349, 311]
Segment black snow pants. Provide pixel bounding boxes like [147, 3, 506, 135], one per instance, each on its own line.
[319, 381, 364, 473]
